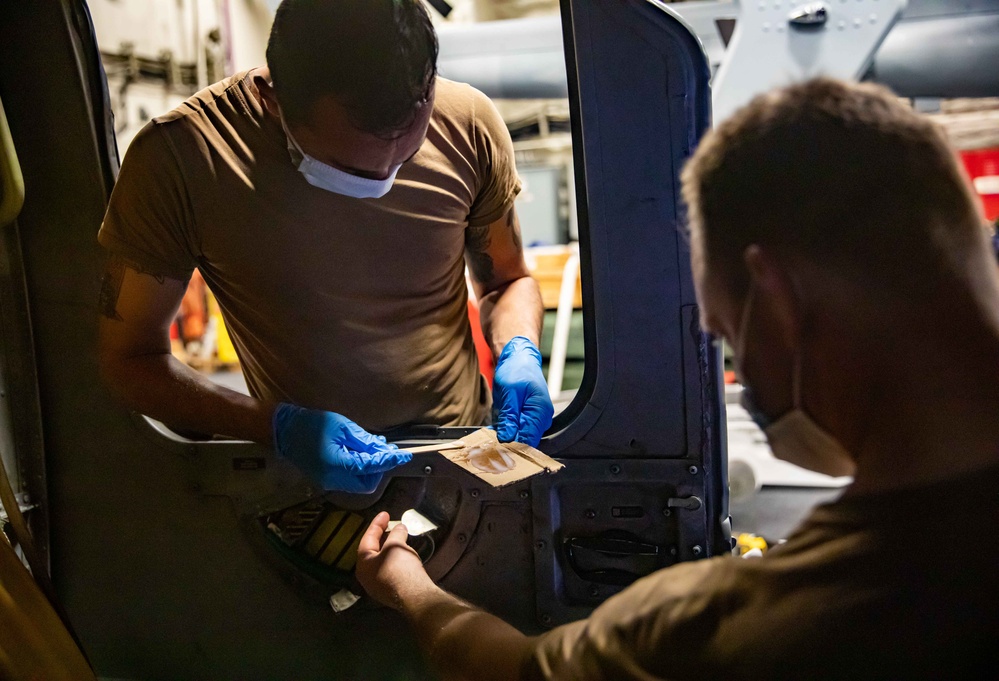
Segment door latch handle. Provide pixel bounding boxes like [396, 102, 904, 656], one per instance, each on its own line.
[564, 532, 662, 585]
[666, 496, 702, 511]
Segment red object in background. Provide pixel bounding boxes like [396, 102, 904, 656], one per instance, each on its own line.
[467, 299, 494, 389]
[960, 148, 999, 222]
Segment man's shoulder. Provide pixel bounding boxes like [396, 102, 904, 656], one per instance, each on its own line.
[152, 71, 253, 129]
[123, 71, 256, 166]
[433, 78, 497, 127]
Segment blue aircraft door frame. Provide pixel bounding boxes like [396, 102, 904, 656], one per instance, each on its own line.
[0, 0, 728, 673]
[533, 0, 729, 626]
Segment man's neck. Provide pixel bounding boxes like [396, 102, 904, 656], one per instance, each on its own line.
[815, 267, 999, 495]
[846, 329, 999, 496]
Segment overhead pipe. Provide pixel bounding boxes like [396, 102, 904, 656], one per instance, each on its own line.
[435, 1, 999, 100]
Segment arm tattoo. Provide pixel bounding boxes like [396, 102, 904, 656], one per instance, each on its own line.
[466, 208, 523, 286]
[99, 254, 126, 321]
[465, 224, 495, 286]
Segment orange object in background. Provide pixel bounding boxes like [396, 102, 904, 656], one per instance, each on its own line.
[527, 247, 583, 310]
[960, 148, 999, 222]
[724, 370, 737, 385]
[179, 269, 207, 342]
[467, 299, 494, 389]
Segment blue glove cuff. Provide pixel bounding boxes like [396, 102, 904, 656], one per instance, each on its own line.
[498, 336, 542, 367]
[272, 402, 301, 458]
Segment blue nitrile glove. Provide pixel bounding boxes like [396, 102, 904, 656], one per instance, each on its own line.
[272, 404, 411, 494]
[492, 336, 555, 447]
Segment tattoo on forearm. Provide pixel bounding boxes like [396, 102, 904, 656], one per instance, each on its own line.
[99, 255, 126, 321]
[465, 224, 494, 285]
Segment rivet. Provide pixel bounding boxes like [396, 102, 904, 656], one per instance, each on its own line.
[519, 490, 530, 499]
[589, 585, 600, 597]
[692, 545, 703, 556]
[584, 509, 596, 519]
[662, 508, 672, 517]
[457, 533, 467, 543]
[670, 546, 678, 556]
[540, 614, 553, 626]
[423, 465, 433, 475]
[610, 464, 622, 475]
[535, 540, 547, 550]
[470, 489, 480, 498]
[688, 465, 699, 475]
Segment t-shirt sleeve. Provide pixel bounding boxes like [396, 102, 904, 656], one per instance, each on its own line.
[523, 557, 738, 681]
[467, 87, 522, 228]
[98, 121, 199, 280]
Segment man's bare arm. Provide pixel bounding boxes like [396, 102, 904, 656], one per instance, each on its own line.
[405, 586, 537, 681]
[356, 513, 537, 681]
[466, 207, 544, 357]
[97, 255, 275, 442]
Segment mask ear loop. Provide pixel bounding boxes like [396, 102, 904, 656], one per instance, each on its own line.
[278, 110, 306, 160]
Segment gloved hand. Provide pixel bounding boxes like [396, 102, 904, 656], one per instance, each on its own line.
[492, 336, 555, 448]
[272, 403, 411, 494]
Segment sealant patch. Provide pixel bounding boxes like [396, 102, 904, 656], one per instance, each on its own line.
[463, 444, 518, 474]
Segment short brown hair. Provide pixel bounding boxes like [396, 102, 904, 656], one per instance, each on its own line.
[681, 78, 984, 299]
[267, 0, 438, 136]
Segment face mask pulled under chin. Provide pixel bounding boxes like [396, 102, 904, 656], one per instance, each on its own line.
[282, 118, 400, 199]
[736, 291, 856, 479]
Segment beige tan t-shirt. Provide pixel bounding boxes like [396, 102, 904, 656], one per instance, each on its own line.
[527, 465, 999, 680]
[99, 73, 521, 431]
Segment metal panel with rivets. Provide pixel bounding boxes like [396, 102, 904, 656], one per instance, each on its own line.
[712, 0, 907, 123]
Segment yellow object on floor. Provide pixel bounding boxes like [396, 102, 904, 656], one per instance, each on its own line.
[735, 532, 768, 556]
[207, 289, 239, 365]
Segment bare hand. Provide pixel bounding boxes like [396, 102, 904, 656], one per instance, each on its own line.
[356, 511, 435, 609]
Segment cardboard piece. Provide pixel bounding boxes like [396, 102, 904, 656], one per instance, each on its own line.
[430, 428, 564, 488]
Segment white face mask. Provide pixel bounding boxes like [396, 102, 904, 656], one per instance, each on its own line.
[282, 118, 401, 199]
[735, 288, 856, 478]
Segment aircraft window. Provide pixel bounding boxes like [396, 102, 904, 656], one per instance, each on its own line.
[507, 100, 586, 419]
[92, 2, 591, 439]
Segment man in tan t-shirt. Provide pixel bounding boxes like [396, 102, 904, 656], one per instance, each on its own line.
[97, 0, 554, 493]
[355, 79, 999, 678]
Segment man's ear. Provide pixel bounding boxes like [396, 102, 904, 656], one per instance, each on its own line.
[254, 75, 281, 118]
[744, 244, 802, 350]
